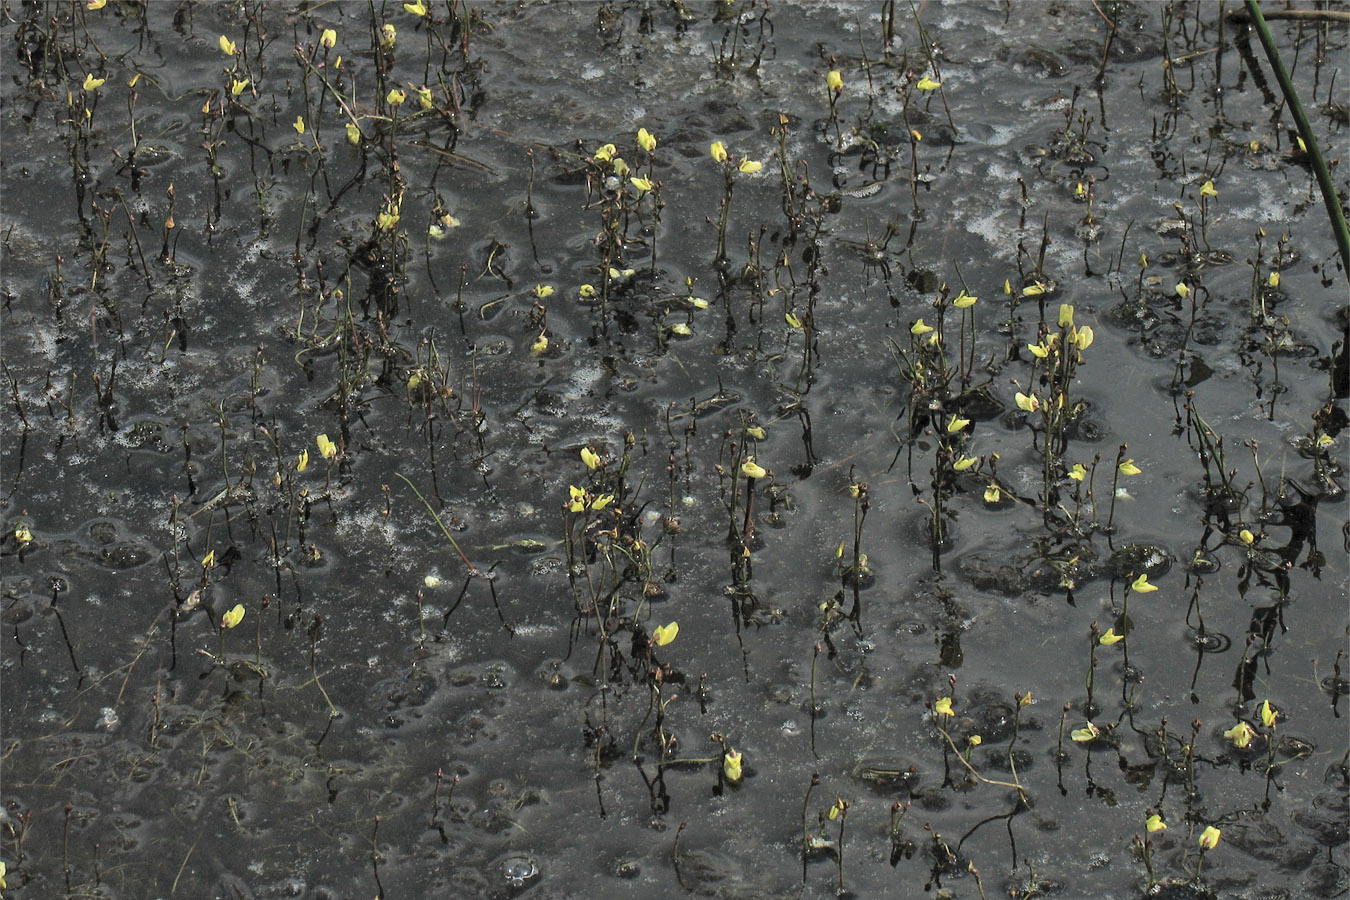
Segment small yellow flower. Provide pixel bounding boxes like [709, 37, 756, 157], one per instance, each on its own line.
[202, 549, 216, 569]
[1239, 528, 1256, 545]
[983, 485, 1001, 503]
[637, 127, 656, 152]
[230, 78, 250, 97]
[376, 209, 399, 230]
[593, 143, 616, 163]
[652, 621, 679, 646]
[317, 433, 337, 459]
[826, 70, 843, 93]
[933, 696, 954, 717]
[1146, 814, 1167, 833]
[910, 318, 933, 335]
[1175, 282, 1191, 300]
[567, 485, 586, 513]
[967, 734, 982, 747]
[738, 159, 763, 174]
[346, 121, 361, 144]
[533, 284, 554, 299]
[387, 88, 406, 106]
[1316, 432, 1334, 448]
[219, 35, 237, 56]
[321, 28, 337, 49]
[1073, 325, 1094, 350]
[710, 141, 728, 162]
[916, 75, 941, 91]
[630, 176, 654, 194]
[611, 157, 630, 177]
[0, 859, 7, 888]
[723, 748, 743, 782]
[1198, 826, 1221, 850]
[87, 0, 107, 8]
[416, 85, 433, 109]
[1224, 720, 1255, 748]
[1260, 700, 1277, 728]
[746, 426, 766, 440]
[669, 322, 692, 337]
[741, 458, 767, 479]
[946, 417, 970, 433]
[1027, 342, 1049, 359]
[296, 449, 309, 472]
[580, 447, 602, 470]
[82, 73, 106, 91]
[687, 296, 708, 309]
[221, 603, 246, 629]
[1099, 627, 1124, 646]
[1268, 271, 1280, 288]
[1067, 463, 1087, 482]
[1004, 279, 1013, 294]
[403, 0, 428, 16]
[952, 456, 978, 472]
[1014, 392, 1040, 413]
[591, 494, 613, 510]
[380, 23, 397, 47]
[1118, 459, 1142, 476]
[1199, 180, 1217, 198]
[293, 116, 306, 134]
[1071, 722, 1100, 743]
[14, 522, 33, 543]
[952, 291, 977, 308]
[530, 333, 549, 355]
[1023, 282, 1046, 297]
[1057, 304, 1074, 328]
[579, 284, 597, 299]
[1130, 573, 1158, 593]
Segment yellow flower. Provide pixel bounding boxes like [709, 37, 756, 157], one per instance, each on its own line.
[1067, 463, 1087, 482]
[826, 70, 843, 93]
[534, 284, 554, 299]
[346, 121, 361, 144]
[579, 283, 597, 299]
[87, 0, 107, 8]
[376, 209, 399, 230]
[567, 485, 586, 513]
[1118, 459, 1142, 476]
[1027, 342, 1049, 359]
[580, 447, 601, 470]
[591, 494, 613, 510]
[637, 127, 656, 152]
[387, 88, 406, 106]
[219, 35, 237, 56]
[688, 297, 708, 309]
[202, 549, 217, 569]
[983, 485, 1001, 503]
[784, 311, 803, 329]
[1316, 432, 1334, 448]
[1146, 814, 1167, 833]
[293, 116, 306, 134]
[416, 85, 433, 109]
[321, 28, 337, 49]
[746, 425, 766, 440]
[1014, 392, 1040, 413]
[652, 621, 679, 646]
[669, 322, 692, 337]
[1199, 180, 1217, 198]
[14, 522, 33, 543]
[1175, 282, 1190, 300]
[1130, 573, 1158, 593]
[1268, 271, 1280, 288]
[630, 176, 654, 193]
[317, 433, 337, 459]
[1003, 279, 1013, 295]
[530, 333, 549, 355]
[738, 159, 763, 174]
[611, 157, 630, 177]
[1239, 528, 1255, 545]
[221, 603, 246, 629]
[1057, 304, 1074, 328]
[1260, 700, 1277, 727]
[741, 458, 767, 479]
[910, 318, 933, 335]
[1198, 826, 1221, 850]
[380, 23, 397, 47]
[723, 748, 743, 782]
[230, 78, 250, 96]
[1224, 721, 1255, 748]
[0, 859, 7, 888]
[916, 75, 941, 91]
[1099, 627, 1124, 645]
[1070, 722, 1100, 743]
[1022, 282, 1046, 297]
[1073, 325, 1094, 350]
[946, 417, 970, 433]
[933, 696, 954, 716]
[296, 449, 309, 472]
[593, 143, 616, 163]
[952, 291, 977, 308]
[403, 0, 428, 16]
[952, 456, 977, 472]
[968, 734, 982, 747]
[82, 73, 106, 91]
[710, 141, 728, 162]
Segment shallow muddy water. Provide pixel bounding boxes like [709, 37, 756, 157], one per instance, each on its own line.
[1, 2, 1347, 898]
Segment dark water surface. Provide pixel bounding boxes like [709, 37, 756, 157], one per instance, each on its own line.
[2, 2, 1347, 898]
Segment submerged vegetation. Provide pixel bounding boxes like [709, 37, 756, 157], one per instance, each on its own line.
[1, 2, 1346, 898]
